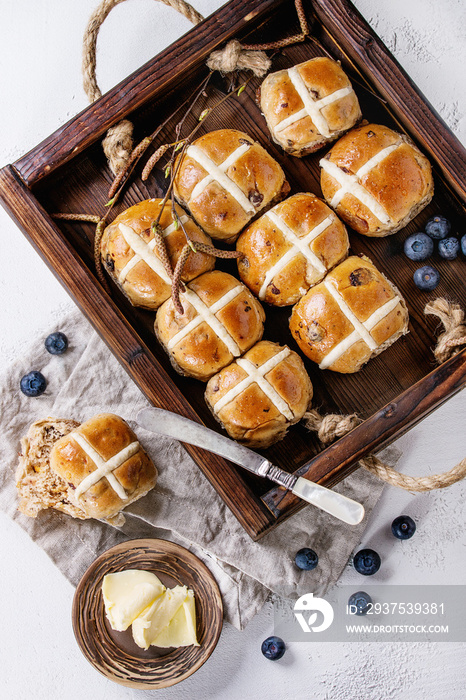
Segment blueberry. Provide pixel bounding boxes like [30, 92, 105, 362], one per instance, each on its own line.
[425, 215, 451, 240]
[20, 371, 47, 397]
[348, 591, 372, 616]
[403, 232, 433, 261]
[461, 234, 466, 256]
[261, 636, 286, 660]
[353, 549, 381, 576]
[45, 332, 68, 355]
[413, 265, 440, 291]
[295, 548, 318, 571]
[438, 237, 459, 260]
[391, 515, 416, 540]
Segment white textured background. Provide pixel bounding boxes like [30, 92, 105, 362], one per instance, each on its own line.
[0, 1, 465, 699]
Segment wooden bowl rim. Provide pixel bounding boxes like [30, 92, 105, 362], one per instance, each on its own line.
[72, 537, 223, 689]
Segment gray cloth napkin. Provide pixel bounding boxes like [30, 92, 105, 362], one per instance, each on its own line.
[0, 308, 398, 629]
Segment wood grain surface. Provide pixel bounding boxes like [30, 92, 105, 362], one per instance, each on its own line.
[72, 538, 223, 689]
[1, 0, 465, 539]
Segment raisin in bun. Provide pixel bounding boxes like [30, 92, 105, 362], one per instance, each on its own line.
[155, 270, 265, 381]
[290, 256, 409, 373]
[236, 193, 349, 306]
[205, 340, 313, 448]
[320, 124, 434, 236]
[259, 56, 361, 157]
[100, 199, 214, 309]
[173, 129, 289, 243]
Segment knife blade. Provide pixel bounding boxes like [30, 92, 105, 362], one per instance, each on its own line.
[137, 407, 364, 526]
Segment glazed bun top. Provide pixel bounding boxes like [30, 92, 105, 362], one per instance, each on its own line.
[50, 413, 157, 523]
[236, 192, 349, 306]
[155, 270, 266, 381]
[260, 56, 361, 156]
[173, 129, 289, 242]
[205, 340, 313, 448]
[289, 256, 409, 373]
[101, 199, 214, 309]
[319, 123, 433, 236]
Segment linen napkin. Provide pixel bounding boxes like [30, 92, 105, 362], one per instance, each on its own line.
[0, 308, 397, 628]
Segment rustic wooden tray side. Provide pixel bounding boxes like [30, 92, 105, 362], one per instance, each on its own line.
[1, 0, 465, 540]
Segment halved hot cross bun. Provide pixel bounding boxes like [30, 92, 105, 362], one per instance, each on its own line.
[259, 56, 361, 156]
[289, 256, 409, 373]
[205, 340, 313, 448]
[173, 129, 289, 243]
[100, 199, 214, 309]
[155, 270, 266, 381]
[50, 414, 157, 525]
[236, 193, 349, 306]
[320, 123, 434, 236]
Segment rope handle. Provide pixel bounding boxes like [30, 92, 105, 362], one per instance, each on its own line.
[304, 299, 466, 492]
[82, 0, 309, 174]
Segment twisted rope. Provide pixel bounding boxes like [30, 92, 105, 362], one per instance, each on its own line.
[303, 298, 466, 492]
[425, 297, 466, 363]
[83, 0, 310, 172]
[82, 0, 203, 174]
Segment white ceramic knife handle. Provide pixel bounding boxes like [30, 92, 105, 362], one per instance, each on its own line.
[291, 477, 365, 525]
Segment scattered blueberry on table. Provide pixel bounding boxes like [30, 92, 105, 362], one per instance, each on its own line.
[348, 591, 372, 616]
[403, 232, 434, 261]
[392, 515, 416, 540]
[438, 237, 459, 260]
[295, 547, 319, 571]
[261, 636, 286, 660]
[20, 370, 47, 397]
[425, 215, 451, 240]
[353, 549, 381, 576]
[45, 331, 68, 355]
[413, 265, 440, 291]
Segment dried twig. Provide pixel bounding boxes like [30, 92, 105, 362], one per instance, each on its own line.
[189, 241, 243, 259]
[52, 212, 101, 224]
[142, 143, 173, 181]
[171, 244, 191, 314]
[151, 222, 174, 280]
[94, 219, 111, 292]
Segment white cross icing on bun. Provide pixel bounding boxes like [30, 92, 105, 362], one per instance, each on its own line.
[259, 56, 361, 156]
[320, 124, 433, 236]
[236, 193, 349, 306]
[205, 340, 313, 448]
[155, 270, 266, 381]
[289, 256, 409, 373]
[173, 129, 289, 242]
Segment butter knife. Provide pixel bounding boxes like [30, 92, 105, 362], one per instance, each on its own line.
[137, 408, 364, 526]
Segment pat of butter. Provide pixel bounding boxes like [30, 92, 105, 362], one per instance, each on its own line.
[132, 585, 189, 650]
[102, 570, 165, 632]
[151, 589, 199, 648]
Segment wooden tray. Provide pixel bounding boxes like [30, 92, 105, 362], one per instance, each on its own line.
[1, 0, 465, 540]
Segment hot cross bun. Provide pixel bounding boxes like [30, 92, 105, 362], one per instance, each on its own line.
[16, 414, 157, 525]
[155, 270, 266, 381]
[290, 256, 409, 373]
[205, 340, 313, 448]
[50, 414, 157, 524]
[236, 193, 349, 306]
[100, 199, 214, 309]
[173, 129, 289, 243]
[320, 123, 434, 236]
[259, 56, 361, 156]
